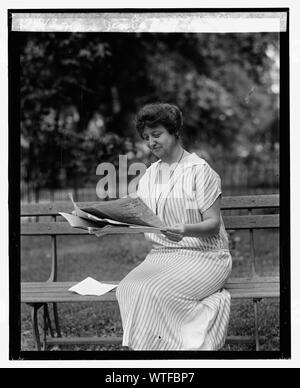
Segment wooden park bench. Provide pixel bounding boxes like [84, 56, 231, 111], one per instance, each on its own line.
[21, 194, 280, 351]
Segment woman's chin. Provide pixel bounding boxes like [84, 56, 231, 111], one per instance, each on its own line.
[151, 148, 163, 157]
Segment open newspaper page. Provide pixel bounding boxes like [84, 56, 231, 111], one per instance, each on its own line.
[80, 196, 164, 228]
[59, 193, 166, 235]
[68, 193, 133, 226]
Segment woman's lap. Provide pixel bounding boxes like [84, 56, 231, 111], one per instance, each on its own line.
[116, 248, 232, 350]
[117, 248, 231, 301]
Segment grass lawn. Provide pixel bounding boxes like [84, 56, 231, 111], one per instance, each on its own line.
[20, 229, 279, 352]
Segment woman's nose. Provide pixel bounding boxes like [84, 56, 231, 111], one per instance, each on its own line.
[149, 137, 157, 147]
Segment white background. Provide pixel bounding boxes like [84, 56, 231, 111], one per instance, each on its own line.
[1, 0, 299, 368]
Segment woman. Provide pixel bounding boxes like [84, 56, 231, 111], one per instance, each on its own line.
[116, 103, 232, 350]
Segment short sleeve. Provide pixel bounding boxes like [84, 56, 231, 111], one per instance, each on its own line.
[195, 163, 222, 214]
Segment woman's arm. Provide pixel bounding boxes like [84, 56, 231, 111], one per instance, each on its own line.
[162, 196, 221, 242]
[185, 196, 221, 237]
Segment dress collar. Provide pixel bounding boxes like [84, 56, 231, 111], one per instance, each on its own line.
[155, 152, 206, 167]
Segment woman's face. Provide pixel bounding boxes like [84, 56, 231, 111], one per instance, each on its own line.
[141, 125, 177, 159]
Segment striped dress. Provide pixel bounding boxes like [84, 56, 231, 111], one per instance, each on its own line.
[116, 153, 232, 350]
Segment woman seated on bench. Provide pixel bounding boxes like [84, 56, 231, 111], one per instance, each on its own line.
[116, 103, 232, 350]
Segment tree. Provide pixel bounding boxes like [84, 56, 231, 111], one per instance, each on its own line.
[20, 32, 279, 190]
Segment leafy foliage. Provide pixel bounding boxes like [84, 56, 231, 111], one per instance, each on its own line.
[20, 32, 279, 189]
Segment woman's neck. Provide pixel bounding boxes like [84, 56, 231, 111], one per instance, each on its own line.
[160, 144, 186, 165]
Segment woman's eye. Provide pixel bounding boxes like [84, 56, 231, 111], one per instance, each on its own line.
[142, 132, 161, 141]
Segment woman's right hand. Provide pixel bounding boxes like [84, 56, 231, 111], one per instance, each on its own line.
[88, 227, 108, 238]
[161, 224, 185, 242]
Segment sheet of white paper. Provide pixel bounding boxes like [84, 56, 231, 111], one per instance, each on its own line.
[68, 277, 117, 296]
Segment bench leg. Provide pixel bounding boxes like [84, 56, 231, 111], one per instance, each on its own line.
[44, 304, 54, 334]
[253, 298, 261, 351]
[52, 303, 62, 337]
[43, 304, 55, 350]
[31, 304, 43, 351]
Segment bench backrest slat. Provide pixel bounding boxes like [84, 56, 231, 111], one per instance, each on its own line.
[21, 202, 96, 216]
[21, 214, 279, 235]
[21, 194, 279, 216]
[220, 194, 279, 209]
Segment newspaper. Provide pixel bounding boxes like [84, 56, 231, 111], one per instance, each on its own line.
[59, 193, 166, 235]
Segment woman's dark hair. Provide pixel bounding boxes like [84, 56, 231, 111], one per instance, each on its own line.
[136, 103, 183, 138]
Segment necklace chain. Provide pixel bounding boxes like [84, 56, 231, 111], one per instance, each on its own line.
[155, 149, 185, 215]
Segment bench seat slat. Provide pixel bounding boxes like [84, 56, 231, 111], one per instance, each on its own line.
[22, 291, 278, 303]
[21, 278, 280, 303]
[21, 277, 279, 289]
[46, 336, 122, 345]
[22, 293, 117, 303]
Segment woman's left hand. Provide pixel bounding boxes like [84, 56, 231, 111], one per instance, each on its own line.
[162, 224, 186, 242]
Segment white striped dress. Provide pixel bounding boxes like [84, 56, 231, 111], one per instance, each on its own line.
[116, 153, 232, 350]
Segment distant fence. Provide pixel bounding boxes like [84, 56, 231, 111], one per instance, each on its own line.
[21, 162, 279, 203]
[21, 185, 279, 204]
[218, 162, 278, 189]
